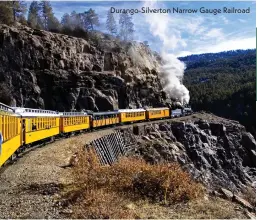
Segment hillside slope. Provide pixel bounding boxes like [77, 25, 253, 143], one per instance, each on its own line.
[181, 50, 256, 135]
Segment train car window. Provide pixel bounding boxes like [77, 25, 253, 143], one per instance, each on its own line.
[40, 118, 42, 129]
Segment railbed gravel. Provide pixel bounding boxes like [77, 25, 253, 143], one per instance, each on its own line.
[0, 129, 114, 218]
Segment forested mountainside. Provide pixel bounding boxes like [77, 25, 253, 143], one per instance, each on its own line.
[180, 49, 255, 64]
[181, 49, 256, 136]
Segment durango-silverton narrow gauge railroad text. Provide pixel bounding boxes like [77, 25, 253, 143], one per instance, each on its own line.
[110, 7, 251, 15]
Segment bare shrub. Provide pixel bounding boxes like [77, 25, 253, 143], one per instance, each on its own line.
[65, 148, 204, 218]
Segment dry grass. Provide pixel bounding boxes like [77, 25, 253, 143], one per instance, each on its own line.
[126, 197, 248, 219]
[241, 185, 256, 207]
[60, 147, 204, 218]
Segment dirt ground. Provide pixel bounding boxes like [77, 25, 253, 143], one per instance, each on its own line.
[0, 129, 114, 218]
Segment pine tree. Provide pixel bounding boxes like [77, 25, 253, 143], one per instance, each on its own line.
[0, 1, 26, 24]
[106, 9, 117, 35]
[28, 1, 42, 29]
[71, 11, 84, 29]
[39, 1, 60, 31]
[48, 16, 60, 31]
[84, 8, 99, 31]
[0, 2, 13, 25]
[61, 13, 71, 28]
[119, 13, 134, 41]
[40, 0, 52, 30]
[10, 1, 27, 22]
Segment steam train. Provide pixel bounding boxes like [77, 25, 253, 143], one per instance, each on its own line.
[0, 102, 192, 167]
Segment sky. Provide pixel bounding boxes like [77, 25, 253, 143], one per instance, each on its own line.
[33, 1, 256, 57]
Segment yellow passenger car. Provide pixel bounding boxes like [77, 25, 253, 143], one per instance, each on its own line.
[118, 109, 146, 123]
[146, 107, 170, 120]
[0, 104, 22, 166]
[90, 111, 120, 128]
[60, 112, 90, 133]
[13, 107, 60, 144]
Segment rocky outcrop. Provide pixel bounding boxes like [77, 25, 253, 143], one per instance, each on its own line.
[125, 118, 256, 191]
[0, 24, 169, 111]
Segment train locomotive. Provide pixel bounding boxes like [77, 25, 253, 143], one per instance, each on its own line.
[0, 103, 192, 167]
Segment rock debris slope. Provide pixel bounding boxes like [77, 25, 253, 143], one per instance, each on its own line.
[127, 115, 256, 191]
[0, 24, 170, 111]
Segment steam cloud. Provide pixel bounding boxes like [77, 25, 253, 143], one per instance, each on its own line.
[160, 53, 190, 104]
[127, 43, 157, 70]
[143, 1, 190, 104]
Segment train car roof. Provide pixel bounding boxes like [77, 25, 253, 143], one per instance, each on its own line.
[13, 107, 59, 117]
[118, 108, 146, 113]
[90, 111, 119, 116]
[145, 107, 169, 111]
[0, 102, 14, 113]
[60, 112, 88, 117]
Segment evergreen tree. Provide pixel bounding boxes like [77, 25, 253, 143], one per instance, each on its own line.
[39, 1, 60, 31]
[28, 1, 42, 29]
[84, 8, 99, 31]
[48, 16, 60, 31]
[10, 1, 27, 22]
[61, 13, 71, 28]
[119, 13, 134, 41]
[0, 2, 13, 25]
[106, 9, 117, 35]
[72, 12, 84, 29]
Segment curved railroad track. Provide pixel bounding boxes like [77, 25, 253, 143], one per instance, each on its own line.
[1, 114, 196, 172]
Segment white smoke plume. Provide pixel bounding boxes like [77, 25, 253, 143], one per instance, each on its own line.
[127, 43, 158, 70]
[143, 1, 190, 104]
[160, 53, 190, 104]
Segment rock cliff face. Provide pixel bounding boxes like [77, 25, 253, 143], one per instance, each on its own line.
[0, 24, 169, 111]
[125, 114, 256, 191]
